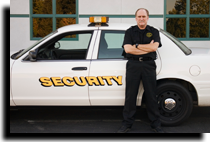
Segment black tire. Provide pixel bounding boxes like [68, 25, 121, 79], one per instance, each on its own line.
[156, 81, 193, 126]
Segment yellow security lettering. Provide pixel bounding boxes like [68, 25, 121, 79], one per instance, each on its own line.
[102, 76, 113, 85]
[86, 76, 100, 86]
[62, 77, 75, 86]
[97, 76, 105, 86]
[73, 76, 87, 86]
[39, 77, 53, 87]
[51, 77, 64, 86]
[40, 75, 123, 87]
[112, 76, 123, 85]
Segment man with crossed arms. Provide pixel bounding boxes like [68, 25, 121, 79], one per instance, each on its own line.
[117, 8, 164, 133]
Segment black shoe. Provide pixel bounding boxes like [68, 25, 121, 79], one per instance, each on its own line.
[117, 125, 131, 133]
[152, 127, 165, 133]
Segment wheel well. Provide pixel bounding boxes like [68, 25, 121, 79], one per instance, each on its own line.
[157, 78, 198, 105]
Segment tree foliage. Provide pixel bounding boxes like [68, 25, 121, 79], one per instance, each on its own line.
[33, 0, 76, 37]
[33, 18, 52, 37]
[190, 0, 209, 14]
[56, 0, 76, 14]
[33, 0, 52, 14]
[166, 0, 209, 38]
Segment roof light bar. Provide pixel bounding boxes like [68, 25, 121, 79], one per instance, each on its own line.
[88, 16, 109, 27]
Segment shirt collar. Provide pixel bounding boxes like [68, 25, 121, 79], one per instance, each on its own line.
[134, 25, 151, 32]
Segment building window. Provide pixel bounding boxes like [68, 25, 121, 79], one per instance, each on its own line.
[30, 0, 78, 40]
[165, 0, 210, 40]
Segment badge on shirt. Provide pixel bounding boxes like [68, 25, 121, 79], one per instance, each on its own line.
[146, 32, 152, 38]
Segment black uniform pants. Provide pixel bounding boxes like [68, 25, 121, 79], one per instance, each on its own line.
[122, 60, 161, 128]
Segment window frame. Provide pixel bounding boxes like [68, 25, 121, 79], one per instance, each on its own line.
[30, 0, 78, 40]
[164, 0, 210, 41]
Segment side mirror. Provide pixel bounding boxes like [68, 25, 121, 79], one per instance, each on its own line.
[54, 42, 60, 49]
[28, 50, 37, 62]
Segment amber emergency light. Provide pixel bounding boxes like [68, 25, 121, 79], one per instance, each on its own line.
[88, 16, 109, 27]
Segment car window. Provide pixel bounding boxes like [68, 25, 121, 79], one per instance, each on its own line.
[160, 29, 192, 55]
[14, 30, 57, 60]
[98, 31, 125, 59]
[36, 31, 93, 60]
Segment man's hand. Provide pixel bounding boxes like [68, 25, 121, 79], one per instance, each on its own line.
[136, 40, 159, 52]
[123, 40, 158, 55]
[124, 44, 149, 55]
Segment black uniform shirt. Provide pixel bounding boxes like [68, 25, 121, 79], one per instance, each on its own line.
[122, 25, 162, 60]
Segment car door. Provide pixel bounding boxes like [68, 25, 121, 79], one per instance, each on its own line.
[11, 30, 98, 106]
[88, 29, 162, 106]
[88, 30, 127, 105]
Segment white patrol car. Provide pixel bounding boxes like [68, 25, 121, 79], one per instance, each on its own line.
[10, 17, 210, 126]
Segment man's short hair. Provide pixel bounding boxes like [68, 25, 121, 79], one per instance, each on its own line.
[135, 8, 149, 17]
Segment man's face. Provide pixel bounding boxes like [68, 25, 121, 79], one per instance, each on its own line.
[135, 9, 149, 28]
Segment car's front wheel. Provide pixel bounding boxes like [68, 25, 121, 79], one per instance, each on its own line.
[156, 81, 193, 126]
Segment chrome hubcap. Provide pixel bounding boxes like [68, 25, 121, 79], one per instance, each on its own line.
[164, 98, 176, 110]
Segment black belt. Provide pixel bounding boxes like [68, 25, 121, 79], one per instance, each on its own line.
[127, 57, 153, 61]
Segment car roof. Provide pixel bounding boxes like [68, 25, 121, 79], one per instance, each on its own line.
[57, 23, 160, 33]
[57, 24, 98, 33]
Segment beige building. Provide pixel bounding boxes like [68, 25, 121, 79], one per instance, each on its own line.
[10, 0, 210, 52]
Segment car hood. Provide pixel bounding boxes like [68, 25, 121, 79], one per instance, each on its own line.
[190, 47, 210, 56]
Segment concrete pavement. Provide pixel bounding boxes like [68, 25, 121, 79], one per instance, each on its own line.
[10, 106, 210, 133]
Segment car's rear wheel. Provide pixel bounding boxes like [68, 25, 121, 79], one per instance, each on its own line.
[156, 81, 193, 126]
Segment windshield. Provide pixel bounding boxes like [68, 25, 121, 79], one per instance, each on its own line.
[160, 29, 192, 55]
[14, 30, 58, 59]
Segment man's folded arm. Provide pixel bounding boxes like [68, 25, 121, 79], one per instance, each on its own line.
[136, 40, 159, 52]
[124, 44, 149, 55]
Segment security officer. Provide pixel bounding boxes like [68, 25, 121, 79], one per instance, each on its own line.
[117, 8, 164, 133]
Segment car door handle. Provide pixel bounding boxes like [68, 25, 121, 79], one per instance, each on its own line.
[72, 67, 87, 70]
